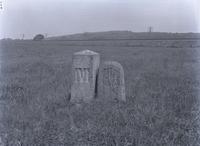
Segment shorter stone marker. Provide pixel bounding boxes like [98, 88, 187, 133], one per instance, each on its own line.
[98, 61, 126, 101]
[71, 50, 100, 103]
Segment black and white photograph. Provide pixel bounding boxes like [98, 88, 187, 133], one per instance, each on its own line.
[0, 0, 200, 145]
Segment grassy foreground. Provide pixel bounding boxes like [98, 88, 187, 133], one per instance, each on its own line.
[0, 40, 200, 146]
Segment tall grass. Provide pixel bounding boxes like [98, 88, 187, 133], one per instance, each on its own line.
[0, 40, 200, 145]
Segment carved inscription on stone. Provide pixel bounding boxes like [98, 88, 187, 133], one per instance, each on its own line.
[75, 68, 89, 83]
[103, 67, 120, 95]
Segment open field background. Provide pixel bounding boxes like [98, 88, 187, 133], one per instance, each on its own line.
[0, 39, 200, 145]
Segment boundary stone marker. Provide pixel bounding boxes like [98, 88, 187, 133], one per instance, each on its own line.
[98, 61, 126, 101]
[71, 50, 100, 103]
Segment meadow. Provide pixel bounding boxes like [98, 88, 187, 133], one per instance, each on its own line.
[0, 39, 200, 146]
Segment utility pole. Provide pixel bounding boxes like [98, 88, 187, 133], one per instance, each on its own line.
[22, 34, 25, 40]
[0, 1, 3, 9]
[148, 26, 153, 33]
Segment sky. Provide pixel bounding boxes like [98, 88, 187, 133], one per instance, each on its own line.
[0, 0, 200, 39]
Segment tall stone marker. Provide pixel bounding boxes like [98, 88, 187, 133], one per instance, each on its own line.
[98, 61, 126, 101]
[71, 50, 100, 103]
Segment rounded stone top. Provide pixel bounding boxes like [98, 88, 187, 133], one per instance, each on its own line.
[103, 61, 124, 70]
[74, 50, 99, 55]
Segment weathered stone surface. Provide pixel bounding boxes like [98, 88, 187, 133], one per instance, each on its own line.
[71, 50, 100, 103]
[98, 61, 126, 101]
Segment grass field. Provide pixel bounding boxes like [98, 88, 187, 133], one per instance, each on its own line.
[0, 40, 200, 145]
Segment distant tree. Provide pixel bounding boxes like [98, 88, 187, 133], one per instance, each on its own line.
[33, 34, 44, 41]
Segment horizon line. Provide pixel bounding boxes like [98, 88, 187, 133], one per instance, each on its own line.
[1, 30, 200, 40]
